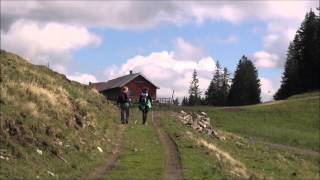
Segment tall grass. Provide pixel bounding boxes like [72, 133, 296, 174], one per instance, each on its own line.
[0, 50, 120, 179]
[181, 92, 320, 151]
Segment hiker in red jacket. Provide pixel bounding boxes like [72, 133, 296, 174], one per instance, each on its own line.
[117, 86, 130, 124]
[139, 87, 152, 125]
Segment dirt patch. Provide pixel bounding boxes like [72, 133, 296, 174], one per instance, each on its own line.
[153, 111, 184, 180]
[85, 126, 125, 180]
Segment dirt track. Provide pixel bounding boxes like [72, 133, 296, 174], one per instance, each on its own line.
[152, 111, 184, 180]
[250, 139, 320, 158]
[85, 126, 125, 180]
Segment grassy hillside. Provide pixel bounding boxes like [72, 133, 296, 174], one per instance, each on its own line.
[1, 49, 318, 179]
[182, 92, 320, 151]
[158, 92, 319, 179]
[0, 50, 120, 179]
[159, 110, 319, 179]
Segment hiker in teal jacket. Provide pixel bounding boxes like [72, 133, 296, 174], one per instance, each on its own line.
[139, 88, 152, 125]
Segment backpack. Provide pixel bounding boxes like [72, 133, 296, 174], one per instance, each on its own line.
[139, 93, 152, 111]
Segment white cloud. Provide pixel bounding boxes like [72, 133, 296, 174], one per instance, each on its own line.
[190, 1, 316, 25]
[253, 51, 279, 68]
[205, 34, 239, 45]
[224, 35, 238, 44]
[1, 0, 317, 91]
[1, 1, 317, 31]
[1, 1, 187, 31]
[104, 48, 216, 98]
[264, 22, 298, 53]
[260, 77, 279, 102]
[174, 37, 205, 60]
[252, 14, 308, 69]
[191, 3, 241, 24]
[67, 73, 98, 85]
[1, 20, 101, 73]
[103, 48, 278, 101]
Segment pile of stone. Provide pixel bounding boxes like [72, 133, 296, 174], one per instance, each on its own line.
[177, 110, 221, 139]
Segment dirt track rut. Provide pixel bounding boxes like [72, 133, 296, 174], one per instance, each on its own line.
[86, 126, 125, 180]
[152, 111, 184, 180]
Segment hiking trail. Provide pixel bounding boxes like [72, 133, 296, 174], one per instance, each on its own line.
[86, 125, 125, 180]
[250, 139, 320, 158]
[152, 111, 184, 180]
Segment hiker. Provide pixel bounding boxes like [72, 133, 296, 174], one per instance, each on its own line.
[117, 86, 130, 124]
[139, 87, 152, 125]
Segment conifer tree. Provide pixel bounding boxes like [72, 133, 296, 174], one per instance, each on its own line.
[173, 98, 179, 106]
[275, 10, 320, 99]
[297, 10, 320, 91]
[274, 40, 301, 99]
[221, 67, 230, 105]
[228, 56, 261, 105]
[188, 69, 201, 106]
[205, 61, 222, 105]
[181, 97, 188, 106]
[205, 62, 230, 106]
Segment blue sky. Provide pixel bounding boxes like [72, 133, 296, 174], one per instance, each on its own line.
[1, 1, 318, 101]
[73, 20, 265, 75]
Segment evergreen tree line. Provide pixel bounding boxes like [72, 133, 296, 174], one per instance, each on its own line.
[182, 56, 261, 106]
[274, 10, 320, 100]
[182, 10, 319, 106]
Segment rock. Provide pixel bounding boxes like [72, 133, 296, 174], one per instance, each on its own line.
[205, 129, 213, 135]
[177, 110, 222, 140]
[54, 139, 63, 146]
[36, 149, 43, 155]
[196, 114, 203, 120]
[97, 146, 103, 152]
[198, 121, 207, 128]
[235, 142, 245, 148]
[205, 122, 211, 127]
[191, 122, 198, 129]
[230, 170, 240, 177]
[200, 112, 207, 116]
[196, 126, 203, 132]
[203, 117, 210, 122]
[212, 130, 219, 137]
[0, 155, 9, 161]
[180, 110, 187, 115]
[80, 139, 86, 145]
[215, 153, 221, 162]
[46, 171, 55, 177]
[184, 115, 192, 121]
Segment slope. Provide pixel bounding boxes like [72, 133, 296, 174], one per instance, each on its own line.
[163, 92, 319, 179]
[0, 50, 120, 179]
